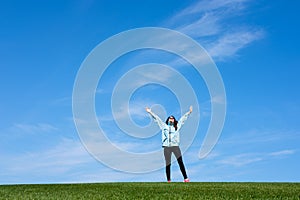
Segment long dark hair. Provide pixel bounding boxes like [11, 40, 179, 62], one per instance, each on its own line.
[165, 115, 178, 131]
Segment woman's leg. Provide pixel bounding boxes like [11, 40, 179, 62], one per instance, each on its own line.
[173, 146, 188, 179]
[163, 147, 172, 181]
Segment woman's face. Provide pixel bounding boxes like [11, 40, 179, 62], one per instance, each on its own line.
[169, 117, 174, 123]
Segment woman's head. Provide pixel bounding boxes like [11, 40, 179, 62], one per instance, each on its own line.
[166, 115, 178, 130]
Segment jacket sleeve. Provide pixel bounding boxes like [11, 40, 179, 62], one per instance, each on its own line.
[148, 110, 165, 130]
[177, 111, 191, 130]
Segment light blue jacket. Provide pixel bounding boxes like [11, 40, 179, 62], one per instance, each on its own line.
[148, 110, 191, 147]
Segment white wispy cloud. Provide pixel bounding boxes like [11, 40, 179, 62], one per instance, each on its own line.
[1, 138, 93, 180]
[212, 128, 298, 167]
[12, 123, 58, 134]
[220, 129, 300, 145]
[217, 149, 296, 167]
[166, 0, 264, 61]
[136, 66, 175, 83]
[176, 12, 221, 38]
[170, 0, 250, 28]
[218, 153, 263, 167]
[51, 96, 71, 106]
[174, 0, 250, 17]
[97, 102, 147, 123]
[207, 29, 264, 61]
[269, 149, 296, 156]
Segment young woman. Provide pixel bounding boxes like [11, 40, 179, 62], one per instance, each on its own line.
[145, 106, 192, 182]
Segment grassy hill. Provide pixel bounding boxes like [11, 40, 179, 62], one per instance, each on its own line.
[0, 182, 299, 199]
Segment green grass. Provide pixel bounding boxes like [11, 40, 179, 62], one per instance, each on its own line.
[0, 182, 299, 199]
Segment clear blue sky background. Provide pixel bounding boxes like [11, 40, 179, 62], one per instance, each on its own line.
[1, 0, 299, 184]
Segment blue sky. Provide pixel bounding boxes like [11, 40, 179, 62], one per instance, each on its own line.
[1, 0, 299, 184]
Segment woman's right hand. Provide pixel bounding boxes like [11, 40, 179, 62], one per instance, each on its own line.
[145, 107, 151, 113]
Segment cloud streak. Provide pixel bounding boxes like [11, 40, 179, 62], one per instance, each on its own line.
[166, 0, 264, 61]
[12, 123, 58, 134]
[0, 138, 94, 183]
[269, 149, 295, 157]
[208, 29, 264, 61]
[174, 0, 250, 16]
[218, 149, 296, 167]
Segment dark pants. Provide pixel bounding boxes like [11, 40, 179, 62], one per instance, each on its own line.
[163, 146, 188, 181]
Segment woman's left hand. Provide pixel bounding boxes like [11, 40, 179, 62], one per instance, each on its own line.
[189, 106, 193, 113]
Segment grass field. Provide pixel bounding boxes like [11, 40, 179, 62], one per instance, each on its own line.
[0, 182, 299, 199]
